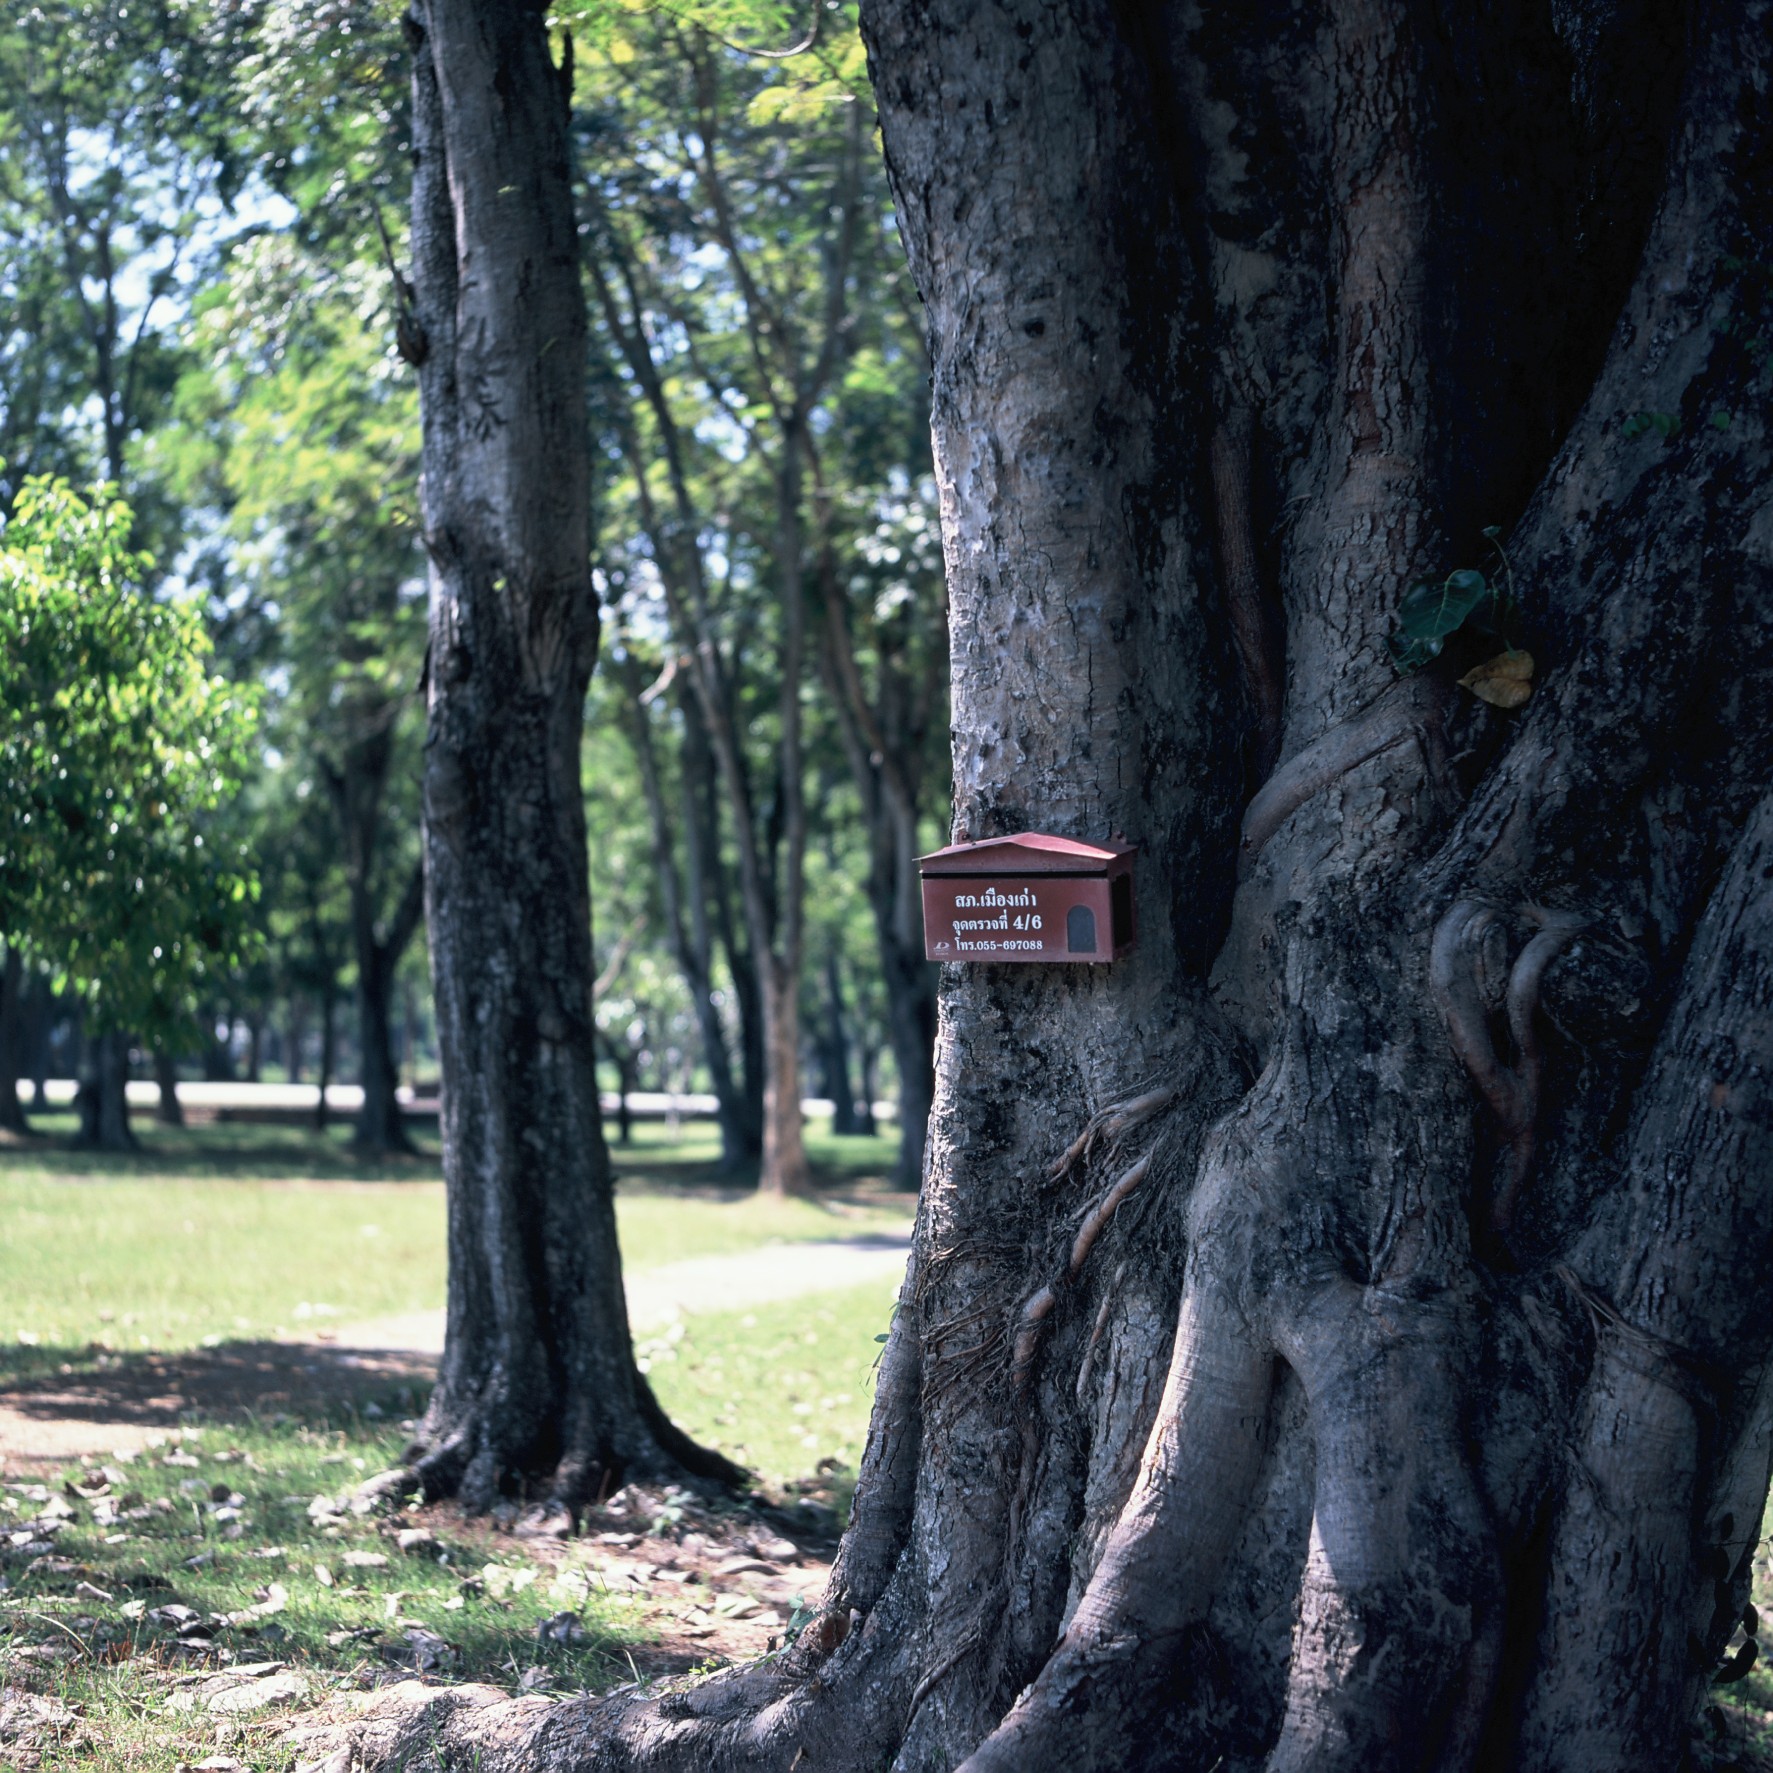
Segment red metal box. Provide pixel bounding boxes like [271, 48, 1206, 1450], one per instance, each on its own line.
[918, 833, 1136, 964]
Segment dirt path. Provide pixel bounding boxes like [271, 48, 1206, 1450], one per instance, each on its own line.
[319, 1234, 912, 1358]
[0, 1233, 911, 1468]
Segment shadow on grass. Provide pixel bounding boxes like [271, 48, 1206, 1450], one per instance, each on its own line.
[0, 1339, 434, 1433]
[4, 1112, 911, 1202]
[0, 1115, 442, 1185]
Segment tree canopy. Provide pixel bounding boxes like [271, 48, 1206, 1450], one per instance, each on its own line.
[0, 472, 257, 1038]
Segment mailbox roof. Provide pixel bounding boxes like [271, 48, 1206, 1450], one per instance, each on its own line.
[917, 832, 1135, 875]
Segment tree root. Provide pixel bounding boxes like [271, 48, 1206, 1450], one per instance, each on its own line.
[1047, 1083, 1176, 1181]
[1431, 900, 1587, 1231]
[1012, 1150, 1157, 1388]
[957, 1279, 1274, 1772]
[1238, 681, 1438, 876]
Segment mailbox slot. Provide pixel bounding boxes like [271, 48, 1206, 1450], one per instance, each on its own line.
[918, 833, 1136, 965]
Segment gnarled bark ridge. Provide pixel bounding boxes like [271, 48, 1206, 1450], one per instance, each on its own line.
[294, 0, 1773, 1764]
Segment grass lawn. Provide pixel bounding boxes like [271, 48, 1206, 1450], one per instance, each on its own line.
[0, 1113, 907, 1768]
[0, 1114, 908, 1369]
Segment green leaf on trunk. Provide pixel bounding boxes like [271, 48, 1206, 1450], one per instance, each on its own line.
[1395, 571, 1493, 644]
[1386, 630, 1446, 672]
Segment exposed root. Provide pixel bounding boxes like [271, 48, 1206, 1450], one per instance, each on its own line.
[1011, 1151, 1159, 1389]
[1068, 1150, 1152, 1274]
[1047, 1084, 1176, 1182]
[1494, 911, 1587, 1228]
[958, 1282, 1274, 1772]
[1239, 682, 1425, 875]
[1553, 1265, 1725, 1410]
[909, 1623, 986, 1717]
[1268, 1286, 1502, 1773]
[827, 1247, 924, 1615]
[1074, 1263, 1125, 1404]
[1009, 1285, 1059, 1384]
[1432, 900, 1587, 1231]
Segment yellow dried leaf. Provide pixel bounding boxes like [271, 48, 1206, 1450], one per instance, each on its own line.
[1460, 650, 1534, 708]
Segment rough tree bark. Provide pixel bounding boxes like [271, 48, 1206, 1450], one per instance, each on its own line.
[283, 0, 1773, 1765]
[398, 0, 739, 1511]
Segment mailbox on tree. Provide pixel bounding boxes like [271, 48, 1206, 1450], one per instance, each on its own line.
[919, 833, 1136, 964]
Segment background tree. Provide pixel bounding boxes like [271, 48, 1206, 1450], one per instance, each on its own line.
[580, 11, 942, 1190]
[606, 645, 762, 1169]
[0, 476, 258, 1149]
[166, 230, 429, 1152]
[298, 0, 1773, 1767]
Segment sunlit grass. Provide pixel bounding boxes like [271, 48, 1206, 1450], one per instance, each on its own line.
[0, 1115, 909, 1370]
[644, 1281, 895, 1492]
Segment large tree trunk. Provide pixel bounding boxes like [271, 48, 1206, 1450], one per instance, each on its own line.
[281, 0, 1773, 1766]
[400, 0, 740, 1512]
[152, 1046, 184, 1127]
[74, 1029, 136, 1151]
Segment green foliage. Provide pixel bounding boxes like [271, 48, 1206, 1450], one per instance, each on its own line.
[1387, 526, 1520, 674]
[0, 0, 256, 524]
[0, 474, 259, 1034]
[1621, 409, 1681, 442]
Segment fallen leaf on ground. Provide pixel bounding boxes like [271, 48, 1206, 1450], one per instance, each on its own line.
[1459, 649, 1534, 708]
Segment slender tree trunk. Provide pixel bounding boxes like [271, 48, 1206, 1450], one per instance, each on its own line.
[276, 0, 1773, 1767]
[354, 951, 412, 1154]
[821, 948, 865, 1137]
[75, 1029, 136, 1151]
[618, 660, 755, 1171]
[348, 862, 422, 1154]
[204, 1007, 234, 1081]
[753, 435, 812, 1196]
[287, 996, 306, 1086]
[598, 1033, 635, 1148]
[817, 547, 940, 1188]
[0, 944, 29, 1135]
[315, 978, 337, 1133]
[25, 979, 50, 1113]
[401, 0, 739, 1511]
[152, 1047, 184, 1127]
[399, 975, 418, 1087]
[694, 712, 766, 1162]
